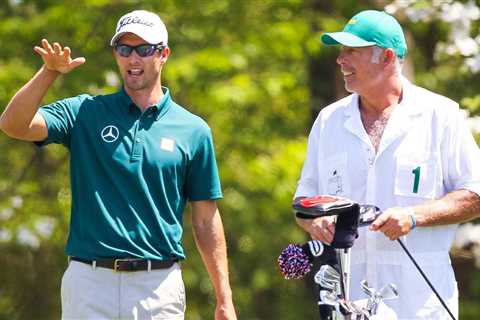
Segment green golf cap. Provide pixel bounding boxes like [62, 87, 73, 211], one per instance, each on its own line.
[321, 10, 407, 58]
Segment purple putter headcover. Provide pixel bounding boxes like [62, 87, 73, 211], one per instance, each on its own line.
[278, 240, 337, 279]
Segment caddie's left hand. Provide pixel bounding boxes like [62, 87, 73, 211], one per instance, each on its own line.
[215, 300, 237, 320]
[369, 207, 414, 240]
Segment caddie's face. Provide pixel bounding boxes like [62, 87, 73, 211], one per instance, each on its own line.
[336, 46, 384, 94]
[113, 33, 169, 92]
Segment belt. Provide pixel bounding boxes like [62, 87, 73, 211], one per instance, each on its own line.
[69, 256, 178, 272]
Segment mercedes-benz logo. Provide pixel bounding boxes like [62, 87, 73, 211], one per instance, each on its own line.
[100, 125, 120, 143]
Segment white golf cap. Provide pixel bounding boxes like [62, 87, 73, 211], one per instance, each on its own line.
[110, 10, 168, 46]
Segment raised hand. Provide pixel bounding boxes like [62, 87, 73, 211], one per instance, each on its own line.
[34, 39, 86, 74]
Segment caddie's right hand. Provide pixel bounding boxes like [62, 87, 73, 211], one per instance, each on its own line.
[34, 39, 86, 74]
[305, 216, 336, 245]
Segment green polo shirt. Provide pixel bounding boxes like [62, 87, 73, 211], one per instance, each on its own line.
[37, 87, 222, 260]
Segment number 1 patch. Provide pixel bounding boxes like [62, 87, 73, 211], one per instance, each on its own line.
[412, 166, 421, 193]
[394, 158, 436, 199]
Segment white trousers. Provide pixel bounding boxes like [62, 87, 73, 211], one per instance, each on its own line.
[61, 260, 185, 320]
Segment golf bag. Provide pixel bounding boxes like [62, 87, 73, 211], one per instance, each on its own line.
[279, 195, 394, 319]
[280, 195, 456, 320]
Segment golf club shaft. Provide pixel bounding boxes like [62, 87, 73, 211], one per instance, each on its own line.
[343, 248, 351, 301]
[397, 239, 456, 320]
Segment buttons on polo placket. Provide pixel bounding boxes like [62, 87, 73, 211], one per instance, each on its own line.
[130, 114, 147, 161]
[131, 135, 143, 160]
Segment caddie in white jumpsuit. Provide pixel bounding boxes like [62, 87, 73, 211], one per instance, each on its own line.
[295, 10, 480, 320]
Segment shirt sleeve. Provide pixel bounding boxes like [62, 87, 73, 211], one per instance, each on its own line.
[442, 107, 480, 196]
[35, 95, 88, 148]
[294, 116, 321, 199]
[185, 127, 223, 201]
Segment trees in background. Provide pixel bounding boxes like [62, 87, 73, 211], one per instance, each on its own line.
[0, 1, 479, 319]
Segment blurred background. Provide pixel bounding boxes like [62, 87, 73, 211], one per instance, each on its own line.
[0, 0, 480, 319]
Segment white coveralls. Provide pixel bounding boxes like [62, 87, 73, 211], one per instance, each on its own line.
[295, 78, 480, 319]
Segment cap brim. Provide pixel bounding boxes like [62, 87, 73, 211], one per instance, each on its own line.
[321, 32, 376, 47]
[110, 25, 165, 46]
[110, 32, 127, 46]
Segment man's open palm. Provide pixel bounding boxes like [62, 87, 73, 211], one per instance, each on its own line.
[34, 39, 86, 74]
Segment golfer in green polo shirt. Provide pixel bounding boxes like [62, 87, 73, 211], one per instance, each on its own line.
[0, 9, 237, 320]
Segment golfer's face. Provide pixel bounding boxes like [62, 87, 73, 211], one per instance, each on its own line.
[114, 33, 166, 92]
[336, 46, 383, 94]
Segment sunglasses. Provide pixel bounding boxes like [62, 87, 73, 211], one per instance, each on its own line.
[114, 44, 165, 57]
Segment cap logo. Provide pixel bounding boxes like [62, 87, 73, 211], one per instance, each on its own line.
[117, 16, 154, 32]
[348, 18, 358, 25]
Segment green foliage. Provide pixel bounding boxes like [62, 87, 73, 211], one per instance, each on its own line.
[462, 95, 480, 115]
[0, 0, 480, 319]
